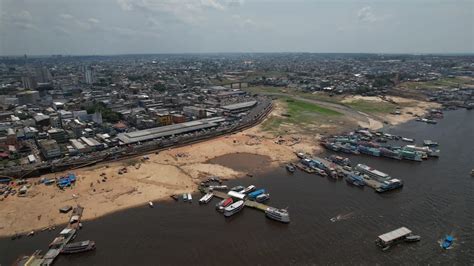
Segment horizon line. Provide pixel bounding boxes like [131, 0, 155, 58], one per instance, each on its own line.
[1, 51, 474, 58]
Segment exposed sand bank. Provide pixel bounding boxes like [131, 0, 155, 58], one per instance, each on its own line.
[343, 95, 441, 130]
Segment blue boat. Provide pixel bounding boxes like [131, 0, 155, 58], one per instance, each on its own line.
[345, 173, 365, 187]
[0, 177, 12, 184]
[248, 189, 265, 200]
[441, 235, 454, 249]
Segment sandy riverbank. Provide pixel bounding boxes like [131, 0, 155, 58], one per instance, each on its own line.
[342, 95, 441, 130]
[0, 122, 318, 237]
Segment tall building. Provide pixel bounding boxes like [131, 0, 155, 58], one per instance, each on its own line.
[35, 67, 52, 83]
[21, 76, 38, 89]
[84, 66, 94, 84]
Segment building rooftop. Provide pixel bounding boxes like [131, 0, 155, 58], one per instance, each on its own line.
[117, 117, 225, 144]
[221, 101, 257, 111]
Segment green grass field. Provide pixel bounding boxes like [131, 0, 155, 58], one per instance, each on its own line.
[345, 99, 397, 114]
[261, 98, 342, 133]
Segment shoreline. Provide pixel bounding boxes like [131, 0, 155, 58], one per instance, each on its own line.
[0, 96, 438, 237]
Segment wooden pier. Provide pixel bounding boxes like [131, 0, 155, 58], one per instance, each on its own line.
[14, 205, 85, 266]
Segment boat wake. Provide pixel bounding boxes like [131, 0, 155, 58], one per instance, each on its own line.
[330, 212, 354, 222]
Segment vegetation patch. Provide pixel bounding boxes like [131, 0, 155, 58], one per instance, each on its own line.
[345, 100, 396, 114]
[401, 77, 474, 90]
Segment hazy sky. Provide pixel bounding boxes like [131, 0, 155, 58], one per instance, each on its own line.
[0, 0, 473, 55]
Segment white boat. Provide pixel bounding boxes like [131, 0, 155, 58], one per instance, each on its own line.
[148, 201, 154, 208]
[182, 193, 188, 202]
[209, 185, 228, 191]
[223, 200, 245, 217]
[265, 207, 290, 223]
[198, 193, 214, 204]
[230, 185, 245, 192]
[405, 145, 440, 157]
[239, 185, 256, 194]
[401, 137, 414, 143]
[187, 193, 192, 202]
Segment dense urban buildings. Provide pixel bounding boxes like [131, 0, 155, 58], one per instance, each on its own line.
[0, 53, 472, 176]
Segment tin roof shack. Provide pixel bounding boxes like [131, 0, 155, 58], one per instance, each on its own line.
[376, 227, 412, 249]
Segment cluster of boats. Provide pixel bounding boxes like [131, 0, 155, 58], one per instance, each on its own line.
[295, 152, 403, 193]
[195, 184, 290, 223]
[321, 130, 440, 162]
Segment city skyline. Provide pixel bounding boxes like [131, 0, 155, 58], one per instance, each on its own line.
[1, 0, 473, 55]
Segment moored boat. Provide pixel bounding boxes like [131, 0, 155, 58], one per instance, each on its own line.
[187, 193, 192, 202]
[209, 185, 228, 191]
[182, 193, 188, 202]
[223, 200, 245, 217]
[230, 185, 245, 192]
[286, 164, 295, 173]
[216, 198, 233, 212]
[355, 164, 392, 182]
[239, 185, 256, 194]
[423, 140, 439, 147]
[61, 240, 95, 254]
[376, 179, 403, 193]
[256, 193, 270, 203]
[198, 193, 214, 204]
[248, 189, 265, 200]
[265, 207, 290, 223]
[404, 235, 421, 242]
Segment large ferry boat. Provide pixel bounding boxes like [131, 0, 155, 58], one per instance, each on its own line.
[355, 164, 391, 182]
[223, 200, 245, 217]
[265, 207, 290, 223]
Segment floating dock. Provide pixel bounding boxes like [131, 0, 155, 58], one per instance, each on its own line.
[205, 189, 271, 212]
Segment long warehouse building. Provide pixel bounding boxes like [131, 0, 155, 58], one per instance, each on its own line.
[117, 117, 226, 144]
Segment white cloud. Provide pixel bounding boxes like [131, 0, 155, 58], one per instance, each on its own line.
[116, 0, 228, 25]
[88, 18, 100, 24]
[0, 10, 37, 30]
[59, 13, 74, 20]
[357, 6, 377, 23]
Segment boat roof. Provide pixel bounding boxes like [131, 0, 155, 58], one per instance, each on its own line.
[378, 227, 412, 243]
[60, 228, 73, 235]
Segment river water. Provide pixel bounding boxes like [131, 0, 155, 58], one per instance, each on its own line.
[1, 110, 473, 265]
